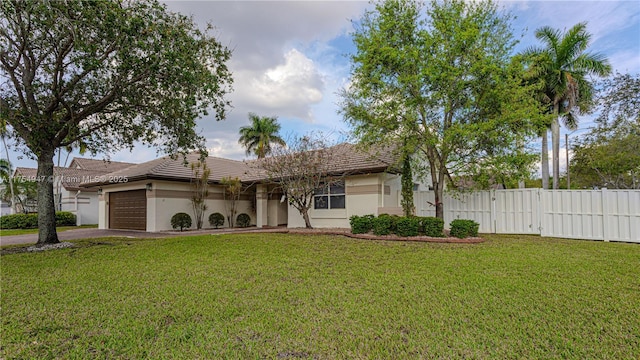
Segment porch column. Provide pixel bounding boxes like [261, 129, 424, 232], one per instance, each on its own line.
[256, 184, 269, 228]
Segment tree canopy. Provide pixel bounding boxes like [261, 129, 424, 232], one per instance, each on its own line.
[523, 22, 611, 189]
[570, 72, 640, 189]
[0, 0, 233, 243]
[341, 0, 542, 219]
[238, 113, 286, 159]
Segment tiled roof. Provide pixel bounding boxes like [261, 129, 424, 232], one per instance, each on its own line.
[14, 167, 115, 191]
[80, 143, 399, 187]
[69, 157, 136, 172]
[14, 158, 137, 191]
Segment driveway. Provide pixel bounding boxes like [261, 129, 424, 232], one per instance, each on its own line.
[0, 227, 289, 246]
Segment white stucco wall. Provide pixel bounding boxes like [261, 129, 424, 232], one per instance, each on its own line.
[60, 189, 99, 225]
[287, 173, 403, 229]
[99, 180, 256, 232]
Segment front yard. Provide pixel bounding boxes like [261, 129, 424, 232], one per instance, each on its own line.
[1, 234, 638, 359]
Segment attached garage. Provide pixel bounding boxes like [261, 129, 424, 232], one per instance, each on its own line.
[109, 189, 147, 230]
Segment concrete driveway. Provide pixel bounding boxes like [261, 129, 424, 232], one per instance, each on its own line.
[0, 227, 288, 246]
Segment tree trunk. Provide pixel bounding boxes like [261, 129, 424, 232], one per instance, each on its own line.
[2, 135, 17, 214]
[551, 118, 560, 189]
[434, 184, 444, 220]
[302, 209, 313, 229]
[541, 130, 549, 190]
[37, 149, 59, 244]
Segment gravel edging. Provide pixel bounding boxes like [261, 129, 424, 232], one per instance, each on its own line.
[26, 242, 75, 252]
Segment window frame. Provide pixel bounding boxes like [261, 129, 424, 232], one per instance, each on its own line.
[313, 180, 346, 210]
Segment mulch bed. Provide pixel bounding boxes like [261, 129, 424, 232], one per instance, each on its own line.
[276, 228, 485, 244]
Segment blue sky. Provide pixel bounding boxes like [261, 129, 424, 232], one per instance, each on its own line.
[5, 0, 640, 172]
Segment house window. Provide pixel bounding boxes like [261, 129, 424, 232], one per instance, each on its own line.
[314, 181, 345, 209]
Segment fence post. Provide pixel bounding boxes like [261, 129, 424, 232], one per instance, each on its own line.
[537, 188, 543, 235]
[490, 189, 496, 233]
[601, 188, 609, 242]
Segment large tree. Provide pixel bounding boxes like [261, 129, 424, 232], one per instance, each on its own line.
[523, 22, 611, 189]
[570, 72, 640, 189]
[0, 0, 232, 244]
[341, 0, 541, 219]
[256, 133, 346, 228]
[238, 113, 286, 159]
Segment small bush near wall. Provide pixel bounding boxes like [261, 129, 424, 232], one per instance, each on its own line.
[55, 212, 77, 226]
[0, 214, 38, 229]
[349, 215, 374, 234]
[420, 217, 444, 237]
[208, 212, 225, 229]
[0, 211, 77, 229]
[373, 214, 395, 236]
[171, 213, 192, 231]
[450, 219, 480, 238]
[236, 213, 251, 228]
[395, 217, 420, 237]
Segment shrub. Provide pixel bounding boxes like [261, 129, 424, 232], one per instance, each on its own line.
[395, 216, 420, 237]
[208, 212, 225, 228]
[0, 213, 38, 229]
[350, 214, 374, 234]
[236, 213, 251, 228]
[373, 214, 395, 236]
[0, 211, 77, 229]
[450, 219, 480, 238]
[55, 211, 77, 226]
[171, 212, 192, 231]
[420, 217, 444, 237]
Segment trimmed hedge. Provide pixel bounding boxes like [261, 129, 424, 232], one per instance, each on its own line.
[372, 214, 395, 236]
[349, 214, 374, 234]
[420, 217, 444, 237]
[0, 211, 77, 229]
[349, 214, 453, 238]
[208, 212, 225, 228]
[171, 212, 192, 231]
[236, 213, 251, 228]
[450, 219, 480, 238]
[395, 217, 420, 237]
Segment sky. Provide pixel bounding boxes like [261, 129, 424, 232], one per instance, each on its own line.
[5, 0, 640, 173]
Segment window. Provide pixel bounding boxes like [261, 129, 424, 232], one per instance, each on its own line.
[314, 181, 345, 209]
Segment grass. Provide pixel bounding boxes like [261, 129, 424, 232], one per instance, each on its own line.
[0, 224, 97, 236]
[1, 233, 639, 359]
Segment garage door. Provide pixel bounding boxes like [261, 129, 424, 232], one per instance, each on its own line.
[109, 190, 147, 230]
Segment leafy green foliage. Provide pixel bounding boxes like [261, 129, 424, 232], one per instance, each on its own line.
[570, 72, 640, 189]
[236, 213, 251, 228]
[341, 0, 543, 219]
[450, 219, 480, 238]
[1, 211, 76, 229]
[238, 113, 286, 158]
[55, 212, 77, 227]
[395, 216, 420, 237]
[0, 0, 232, 243]
[372, 214, 395, 236]
[400, 153, 415, 217]
[349, 214, 375, 234]
[523, 22, 611, 189]
[420, 217, 444, 237]
[208, 212, 225, 229]
[170, 213, 192, 231]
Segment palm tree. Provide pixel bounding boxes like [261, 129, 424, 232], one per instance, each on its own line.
[524, 22, 611, 189]
[238, 113, 286, 158]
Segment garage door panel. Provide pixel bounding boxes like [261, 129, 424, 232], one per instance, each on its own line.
[109, 190, 147, 230]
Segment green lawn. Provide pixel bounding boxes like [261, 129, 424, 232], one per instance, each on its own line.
[0, 224, 98, 236]
[1, 234, 638, 359]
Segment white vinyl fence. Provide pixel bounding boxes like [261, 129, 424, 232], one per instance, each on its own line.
[416, 189, 640, 243]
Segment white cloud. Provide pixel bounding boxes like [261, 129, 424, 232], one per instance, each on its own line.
[239, 49, 325, 120]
